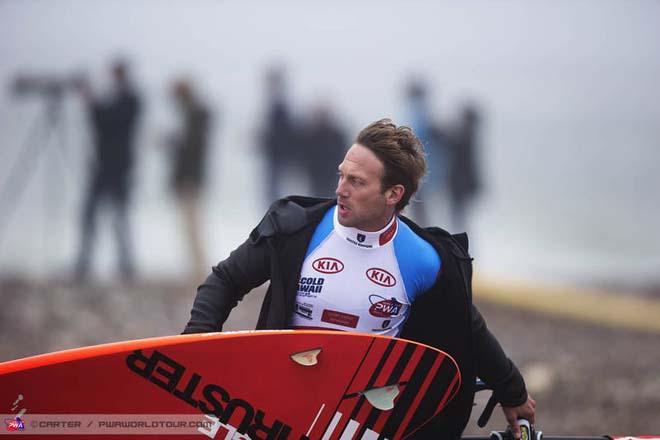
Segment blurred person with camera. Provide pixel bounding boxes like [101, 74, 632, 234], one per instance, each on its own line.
[183, 118, 535, 439]
[74, 59, 142, 282]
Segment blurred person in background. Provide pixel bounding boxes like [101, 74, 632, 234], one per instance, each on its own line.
[301, 99, 347, 197]
[74, 59, 141, 282]
[164, 78, 212, 283]
[447, 104, 482, 233]
[403, 78, 451, 227]
[184, 118, 535, 439]
[259, 66, 299, 206]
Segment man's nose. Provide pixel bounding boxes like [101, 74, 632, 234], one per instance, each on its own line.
[335, 178, 348, 198]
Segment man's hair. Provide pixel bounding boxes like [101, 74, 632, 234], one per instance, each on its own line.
[356, 118, 427, 212]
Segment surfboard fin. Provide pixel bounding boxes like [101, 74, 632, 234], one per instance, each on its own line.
[362, 384, 400, 411]
[290, 348, 322, 366]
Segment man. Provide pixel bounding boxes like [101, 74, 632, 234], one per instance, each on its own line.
[259, 66, 298, 205]
[165, 78, 212, 282]
[447, 104, 482, 233]
[184, 119, 535, 438]
[403, 78, 451, 227]
[301, 99, 347, 198]
[74, 60, 141, 281]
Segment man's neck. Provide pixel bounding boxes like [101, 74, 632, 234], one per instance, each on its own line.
[333, 208, 398, 249]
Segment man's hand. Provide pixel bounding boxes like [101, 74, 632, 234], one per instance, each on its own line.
[502, 395, 536, 439]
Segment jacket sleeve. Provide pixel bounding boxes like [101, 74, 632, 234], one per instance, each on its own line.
[471, 304, 528, 407]
[182, 235, 271, 334]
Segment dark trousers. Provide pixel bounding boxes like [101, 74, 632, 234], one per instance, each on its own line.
[75, 170, 134, 280]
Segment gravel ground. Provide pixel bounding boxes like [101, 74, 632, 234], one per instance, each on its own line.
[1, 277, 659, 437]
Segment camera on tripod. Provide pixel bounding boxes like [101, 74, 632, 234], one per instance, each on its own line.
[12, 73, 85, 98]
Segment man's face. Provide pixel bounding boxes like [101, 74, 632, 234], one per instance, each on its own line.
[335, 143, 400, 231]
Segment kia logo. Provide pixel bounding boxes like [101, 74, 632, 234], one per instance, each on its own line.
[366, 267, 396, 287]
[313, 257, 344, 274]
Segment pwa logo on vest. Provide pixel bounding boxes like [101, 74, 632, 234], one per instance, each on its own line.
[366, 267, 397, 287]
[368, 295, 403, 317]
[313, 257, 344, 274]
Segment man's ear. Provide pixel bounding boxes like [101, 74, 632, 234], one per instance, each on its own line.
[385, 184, 405, 207]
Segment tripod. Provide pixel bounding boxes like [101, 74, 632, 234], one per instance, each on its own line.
[0, 88, 76, 271]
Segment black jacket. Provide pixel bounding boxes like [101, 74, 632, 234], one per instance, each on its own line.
[90, 86, 141, 178]
[184, 196, 527, 438]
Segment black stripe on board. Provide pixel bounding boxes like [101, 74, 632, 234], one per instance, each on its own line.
[346, 338, 399, 421]
[403, 353, 458, 438]
[342, 337, 376, 403]
[315, 337, 375, 439]
[318, 337, 396, 440]
[378, 348, 439, 440]
[355, 342, 418, 440]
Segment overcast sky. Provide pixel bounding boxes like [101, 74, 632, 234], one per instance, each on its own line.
[1, 0, 658, 283]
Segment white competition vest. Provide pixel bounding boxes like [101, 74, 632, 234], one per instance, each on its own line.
[290, 206, 441, 336]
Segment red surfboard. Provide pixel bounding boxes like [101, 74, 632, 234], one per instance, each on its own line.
[0, 330, 460, 439]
